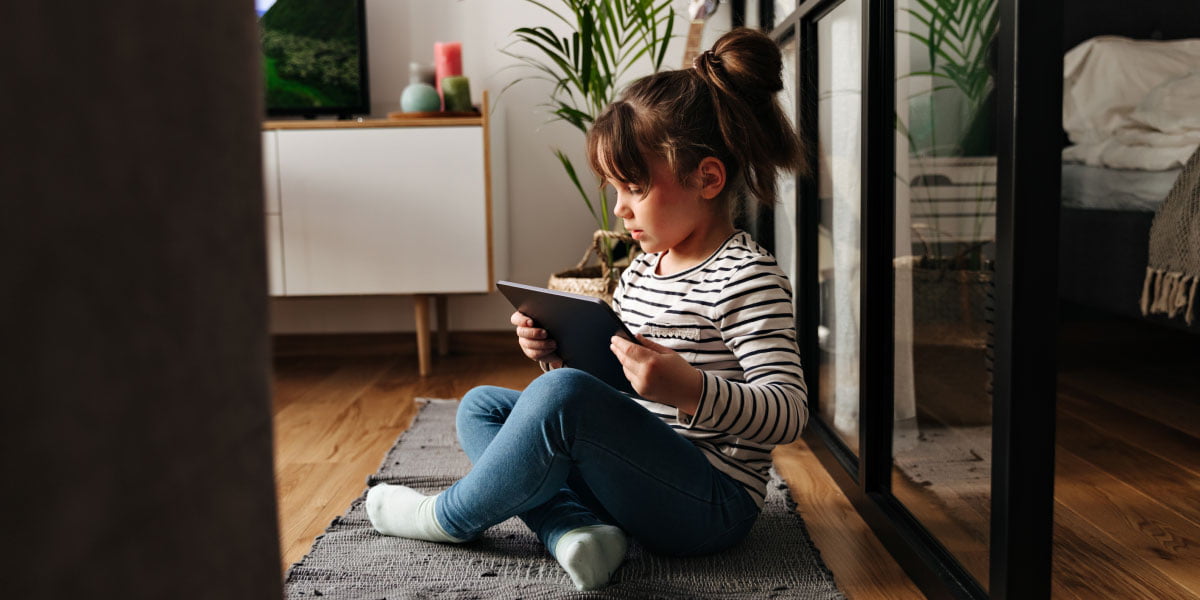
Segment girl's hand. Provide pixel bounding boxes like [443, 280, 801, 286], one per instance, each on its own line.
[610, 334, 702, 414]
[511, 311, 563, 368]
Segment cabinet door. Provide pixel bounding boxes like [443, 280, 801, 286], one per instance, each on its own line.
[262, 131, 284, 295]
[262, 131, 280, 214]
[266, 214, 284, 296]
[277, 126, 489, 295]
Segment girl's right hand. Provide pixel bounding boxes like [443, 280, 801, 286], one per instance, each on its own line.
[511, 311, 563, 368]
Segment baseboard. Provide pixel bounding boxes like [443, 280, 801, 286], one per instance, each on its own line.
[271, 330, 518, 358]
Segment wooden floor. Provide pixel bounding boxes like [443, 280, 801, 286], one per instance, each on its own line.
[867, 313, 1200, 598]
[270, 316, 1199, 599]
[270, 332, 925, 600]
[1052, 314, 1200, 600]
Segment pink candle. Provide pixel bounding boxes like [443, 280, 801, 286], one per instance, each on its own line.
[434, 41, 463, 103]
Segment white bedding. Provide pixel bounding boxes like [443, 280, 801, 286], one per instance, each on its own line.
[1061, 163, 1182, 212]
[1063, 36, 1200, 171]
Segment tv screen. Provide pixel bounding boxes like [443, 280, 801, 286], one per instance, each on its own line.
[257, 0, 369, 118]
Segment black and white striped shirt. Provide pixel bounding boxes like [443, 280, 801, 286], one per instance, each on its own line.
[613, 230, 809, 508]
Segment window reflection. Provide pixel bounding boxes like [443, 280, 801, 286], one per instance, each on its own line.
[816, 0, 863, 454]
[775, 35, 798, 288]
[774, 0, 795, 25]
[892, 0, 998, 588]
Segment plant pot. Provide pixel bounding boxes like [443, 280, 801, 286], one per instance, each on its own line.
[912, 266, 993, 331]
[548, 265, 624, 304]
[546, 230, 639, 304]
[909, 265, 996, 426]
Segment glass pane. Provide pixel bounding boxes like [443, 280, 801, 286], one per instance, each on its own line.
[774, 0, 795, 24]
[891, 0, 998, 588]
[815, 0, 862, 454]
[775, 34, 798, 288]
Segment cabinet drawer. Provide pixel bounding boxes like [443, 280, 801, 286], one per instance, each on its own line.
[277, 126, 489, 295]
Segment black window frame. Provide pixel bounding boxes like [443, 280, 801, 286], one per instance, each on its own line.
[772, 0, 1061, 598]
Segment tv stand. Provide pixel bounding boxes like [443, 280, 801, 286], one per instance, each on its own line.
[261, 91, 507, 377]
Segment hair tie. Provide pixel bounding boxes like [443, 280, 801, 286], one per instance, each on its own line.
[692, 49, 721, 71]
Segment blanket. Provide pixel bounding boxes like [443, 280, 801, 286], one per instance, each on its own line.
[1062, 36, 1200, 170]
[1140, 145, 1200, 325]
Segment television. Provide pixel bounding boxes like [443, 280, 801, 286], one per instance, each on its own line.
[257, 0, 370, 118]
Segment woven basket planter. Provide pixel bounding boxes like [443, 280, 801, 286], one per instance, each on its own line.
[547, 230, 640, 304]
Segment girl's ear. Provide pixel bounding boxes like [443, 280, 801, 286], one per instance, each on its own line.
[696, 156, 726, 200]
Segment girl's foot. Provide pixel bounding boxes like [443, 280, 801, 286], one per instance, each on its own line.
[554, 524, 628, 590]
[364, 484, 466, 543]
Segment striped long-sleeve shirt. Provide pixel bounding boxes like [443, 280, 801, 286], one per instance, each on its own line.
[612, 230, 809, 508]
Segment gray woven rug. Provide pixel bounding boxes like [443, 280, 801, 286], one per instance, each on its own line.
[284, 399, 846, 599]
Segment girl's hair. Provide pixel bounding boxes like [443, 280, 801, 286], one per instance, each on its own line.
[586, 27, 806, 215]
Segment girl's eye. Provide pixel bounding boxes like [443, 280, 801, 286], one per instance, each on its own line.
[627, 186, 643, 195]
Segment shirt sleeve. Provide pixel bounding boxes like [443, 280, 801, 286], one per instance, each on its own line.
[678, 263, 809, 446]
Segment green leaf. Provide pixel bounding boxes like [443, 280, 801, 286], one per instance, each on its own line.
[580, 9, 594, 95]
[654, 6, 674, 69]
[509, 0, 676, 231]
[554, 149, 601, 225]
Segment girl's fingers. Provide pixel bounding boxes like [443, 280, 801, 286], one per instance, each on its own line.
[610, 338, 629, 363]
[520, 337, 556, 352]
[612, 335, 654, 362]
[522, 344, 559, 362]
[516, 326, 548, 339]
[611, 339, 643, 378]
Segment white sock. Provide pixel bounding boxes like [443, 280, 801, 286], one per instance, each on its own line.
[364, 484, 466, 543]
[553, 524, 628, 591]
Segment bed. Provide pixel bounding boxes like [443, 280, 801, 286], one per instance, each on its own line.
[1057, 26, 1200, 334]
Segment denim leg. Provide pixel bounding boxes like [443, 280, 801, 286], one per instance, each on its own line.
[438, 369, 760, 556]
[456, 385, 609, 552]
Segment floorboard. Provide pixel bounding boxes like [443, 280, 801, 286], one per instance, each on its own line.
[1054, 313, 1200, 598]
[1054, 449, 1200, 595]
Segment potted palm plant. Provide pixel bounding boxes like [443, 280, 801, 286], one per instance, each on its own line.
[897, 0, 998, 333]
[504, 0, 675, 300]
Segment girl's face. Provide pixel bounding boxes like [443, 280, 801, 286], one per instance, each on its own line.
[609, 157, 708, 255]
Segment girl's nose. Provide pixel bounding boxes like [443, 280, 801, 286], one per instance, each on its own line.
[613, 193, 632, 219]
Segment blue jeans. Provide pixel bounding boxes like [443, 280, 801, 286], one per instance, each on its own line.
[436, 368, 760, 557]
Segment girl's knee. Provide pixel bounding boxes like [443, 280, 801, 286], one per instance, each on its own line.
[522, 368, 626, 417]
[458, 385, 516, 423]
[528, 368, 599, 395]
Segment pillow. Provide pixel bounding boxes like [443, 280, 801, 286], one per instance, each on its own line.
[1063, 36, 1200, 145]
[1131, 71, 1200, 134]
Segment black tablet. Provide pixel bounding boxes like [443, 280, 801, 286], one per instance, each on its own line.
[497, 281, 638, 395]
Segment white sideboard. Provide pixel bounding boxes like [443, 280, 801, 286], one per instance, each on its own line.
[261, 95, 507, 375]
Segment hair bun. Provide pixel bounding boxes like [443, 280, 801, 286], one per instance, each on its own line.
[706, 28, 784, 98]
[692, 49, 721, 71]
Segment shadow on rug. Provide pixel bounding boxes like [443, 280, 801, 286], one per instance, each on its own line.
[285, 399, 846, 599]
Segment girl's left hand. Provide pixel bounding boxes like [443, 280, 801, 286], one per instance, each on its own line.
[610, 334, 702, 415]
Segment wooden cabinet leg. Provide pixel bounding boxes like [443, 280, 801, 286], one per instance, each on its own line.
[436, 295, 449, 357]
[414, 294, 432, 377]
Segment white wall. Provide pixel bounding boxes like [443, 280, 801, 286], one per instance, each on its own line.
[271, 0, 732, 333]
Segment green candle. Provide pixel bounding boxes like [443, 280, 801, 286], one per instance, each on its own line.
[441, 76, 472, 112]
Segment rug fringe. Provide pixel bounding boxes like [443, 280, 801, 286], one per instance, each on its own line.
[415, 397, 459, 405]
[1140, 267, 1197, 325]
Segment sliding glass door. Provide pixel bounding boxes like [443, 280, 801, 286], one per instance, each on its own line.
[814, 0, 864, 459]
[770, 0, 1061, 597]
[890, 0, 997, 588]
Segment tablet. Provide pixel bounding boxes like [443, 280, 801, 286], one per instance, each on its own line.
[497, 280, 638, 395]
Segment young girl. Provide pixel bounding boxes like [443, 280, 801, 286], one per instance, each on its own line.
[365, 27, 808, 591]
